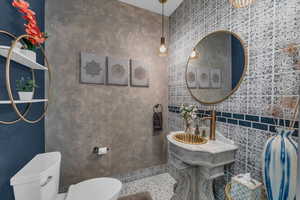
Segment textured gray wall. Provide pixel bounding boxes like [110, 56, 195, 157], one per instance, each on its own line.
[45, 0, 168, 190]
[168, 0, 299, 199]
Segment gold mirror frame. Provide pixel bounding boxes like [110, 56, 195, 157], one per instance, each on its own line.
[5, 34, 51, 124]
[185, 30, 248, 105]
[0, 30, 36, 124]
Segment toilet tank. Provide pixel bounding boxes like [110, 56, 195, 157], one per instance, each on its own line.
[10, 152, 61, 200]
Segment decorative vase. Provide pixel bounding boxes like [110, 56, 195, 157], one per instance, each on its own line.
[184, 120, 193, 134]
[18, 92, 34, 101]
[262, 128, 298, 200]
[15, 42, 36, 62]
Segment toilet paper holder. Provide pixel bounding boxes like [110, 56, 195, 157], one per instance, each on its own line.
[93, 147, 110, 155]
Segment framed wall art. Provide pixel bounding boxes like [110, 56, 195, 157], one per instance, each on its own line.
[130, 59, 149, 87]
[210, 68, 222, 88]
[186, 66, 197, 89]
[80, 52, 107, 84]
[197, 68, 210, 89]
[107, 57, 129, 86]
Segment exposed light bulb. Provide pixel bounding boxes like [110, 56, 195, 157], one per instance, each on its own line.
[159, 0, 168, 57]
[160, 44, 167, 53]
[190, 49, 196, 58]
[190, 48, 198, 59]
[159, 37, 167, 56]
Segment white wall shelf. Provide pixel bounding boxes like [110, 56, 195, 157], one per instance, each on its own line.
[0, 99, 48, 105]
[0, 45, 48, 70]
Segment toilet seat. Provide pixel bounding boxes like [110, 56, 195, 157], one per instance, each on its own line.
[65, 178, 122, 200]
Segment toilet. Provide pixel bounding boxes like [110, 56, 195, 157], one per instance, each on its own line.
[10, 152, 122, 200]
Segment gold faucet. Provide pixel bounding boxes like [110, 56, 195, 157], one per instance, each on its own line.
[199, 110, 216, 140]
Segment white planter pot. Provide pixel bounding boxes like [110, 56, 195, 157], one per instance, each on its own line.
[18, 92, 34, 101]
[15, 42, 37, 62]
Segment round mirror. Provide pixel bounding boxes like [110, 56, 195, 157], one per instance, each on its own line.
[186, 30, 247, 104]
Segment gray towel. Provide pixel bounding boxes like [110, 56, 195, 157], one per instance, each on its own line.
[153, 111, 163, 132]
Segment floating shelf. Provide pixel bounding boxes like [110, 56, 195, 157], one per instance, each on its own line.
[0, 99, 48, 104]
[0, 31, 51, 124]
[0, 45, 48, 70]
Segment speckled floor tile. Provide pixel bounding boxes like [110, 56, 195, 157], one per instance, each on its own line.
[120, 173, 176, 200]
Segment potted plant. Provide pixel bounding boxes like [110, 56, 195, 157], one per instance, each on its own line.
[12, 0, 48, 61]
[180, 104, 197, 134]
[16, 77, 38, 100]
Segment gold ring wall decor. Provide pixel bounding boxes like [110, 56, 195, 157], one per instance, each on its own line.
[0, 31, 36, 124]
[4, 34, 51, 124]
[185, 30, 248, 105]
[0, 30, 17, 40]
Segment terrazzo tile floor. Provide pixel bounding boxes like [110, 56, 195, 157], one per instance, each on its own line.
[120, 173, 176, 200]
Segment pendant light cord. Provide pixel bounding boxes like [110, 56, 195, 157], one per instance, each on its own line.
[161, 2, 164, 38]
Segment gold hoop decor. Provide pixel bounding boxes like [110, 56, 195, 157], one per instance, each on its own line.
[0, 30, 36, 124]
[0, 30, 17, 40]
[185, 30, 248, 105]
[5, 34, 51, 124]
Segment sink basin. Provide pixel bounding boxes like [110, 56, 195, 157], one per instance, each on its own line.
[167, 130, 238, 200]
[168, 131, 237, 168]
[172, 133, 207, 145]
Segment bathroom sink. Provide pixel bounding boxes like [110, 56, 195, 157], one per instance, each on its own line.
[172, 133, 208, 145]
[168, 131, 237, 170]
[167, 131, 238, 200]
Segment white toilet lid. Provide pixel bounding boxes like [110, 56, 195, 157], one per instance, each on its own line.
[65, 178, 122, 200]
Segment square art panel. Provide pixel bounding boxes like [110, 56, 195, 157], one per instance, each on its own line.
[197, 68, 210, 88]
[80, 52, 106, 84]
[130, 60, 149, 87]
[107, 57, 129, 86]
[186, 66, 197, 89]
[210, 69, 222, 88]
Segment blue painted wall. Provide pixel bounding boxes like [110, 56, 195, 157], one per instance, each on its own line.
[0, 1, 45, 200]
[231, 35, 245, 89]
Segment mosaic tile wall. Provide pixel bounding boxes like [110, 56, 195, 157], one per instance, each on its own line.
[167, 0, 300, 199]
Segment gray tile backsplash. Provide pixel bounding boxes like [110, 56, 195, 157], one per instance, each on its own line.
[167, 0, 299, 199]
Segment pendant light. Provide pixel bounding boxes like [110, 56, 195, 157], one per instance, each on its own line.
[229, 0, 255, 8]
[190, 48, 199, 59]
[159, 0, 167, 56]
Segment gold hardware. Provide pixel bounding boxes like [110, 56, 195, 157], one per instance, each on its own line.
[2, 33, 52, 124]
[186, 30, 248, 105]
[0, 30, 35, 124]
[0, 30, 17, 40]
[199, 110, 216, 140]
[225, 183, 232, 200]
[229, 0, 255, 8]
[159, 0, 167, 4]
[173, 133, 208, 145]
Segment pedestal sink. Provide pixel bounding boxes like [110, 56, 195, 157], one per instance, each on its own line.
[167, 131, 238, 200]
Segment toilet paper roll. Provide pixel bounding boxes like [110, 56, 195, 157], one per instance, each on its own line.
[93, 147, 110, 155]
[97, 147, 108, 155]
